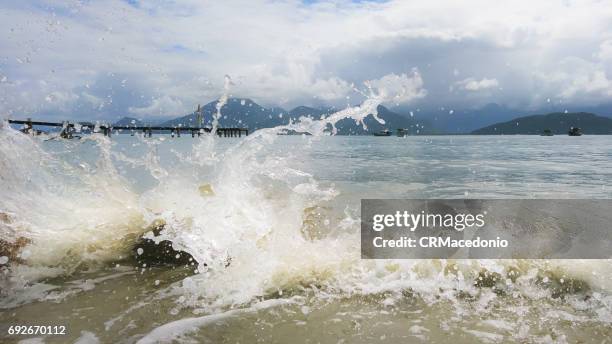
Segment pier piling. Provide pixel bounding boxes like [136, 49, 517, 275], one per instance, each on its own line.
[7, 119, 248, 139]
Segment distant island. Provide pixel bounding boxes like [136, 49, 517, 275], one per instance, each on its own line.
[471, 112, 612, 135]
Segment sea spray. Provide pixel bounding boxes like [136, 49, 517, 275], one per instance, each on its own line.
[212, 75, 232, 133]
[1, 78, 612, 341]
[0, 122, 143, 272]
[189, 75, 234, 167]
[129, 72, 430, 309]
[135, 75, 612, 335]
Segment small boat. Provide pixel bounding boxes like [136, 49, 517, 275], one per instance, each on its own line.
[540, 129, 553, 136]
[568, 127, 582, 136]
[373, 129, 391, 136]
[397, 128, 408, 137]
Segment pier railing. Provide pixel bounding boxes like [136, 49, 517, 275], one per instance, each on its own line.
[7, 119, 248, 138]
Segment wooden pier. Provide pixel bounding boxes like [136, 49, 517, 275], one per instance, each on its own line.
[7, 119, 248, 138]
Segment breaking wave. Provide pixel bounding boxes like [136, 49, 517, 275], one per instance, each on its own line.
[1, 72, 611, 341]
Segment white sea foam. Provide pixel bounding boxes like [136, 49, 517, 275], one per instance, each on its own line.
[1, 74, 611, 339]
[136, 298, 296, 344]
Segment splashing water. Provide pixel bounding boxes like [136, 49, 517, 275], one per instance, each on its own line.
[131, 72, 430, 309]
[1, 72, 611, 342]
[189, 74, 233, 166]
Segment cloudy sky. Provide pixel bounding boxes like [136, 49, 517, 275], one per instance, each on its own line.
[1, 0, 612, 121]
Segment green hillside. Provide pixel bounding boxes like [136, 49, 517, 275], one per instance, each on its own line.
[471, 112, 612, 135]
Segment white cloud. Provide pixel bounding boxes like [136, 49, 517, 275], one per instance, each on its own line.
[128, 95, 185, 118]
[596, 40, 612, 62]
[537, 57, 612, 101]
[44, 91, 78, 108]
[80, 92, 105, 110]
[366, 70, 427, 104]
[456, 78, 500, 91]
[1, 0, 612, 119]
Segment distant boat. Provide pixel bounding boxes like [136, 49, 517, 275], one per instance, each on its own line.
[568, 127, 583, 136]
[396, 128, 408, 137]
[373, 129, 391, 136]
[540, 129, 553, 136]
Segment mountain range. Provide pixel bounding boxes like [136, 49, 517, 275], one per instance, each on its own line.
[112, 98, 612, 135]
[114, 98, 436, 135]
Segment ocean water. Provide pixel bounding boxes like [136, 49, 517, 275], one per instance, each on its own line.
[1, 121, 612, 343]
